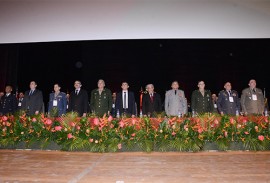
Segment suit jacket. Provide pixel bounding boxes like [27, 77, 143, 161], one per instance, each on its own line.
[165, 89, 187, 116]
[241, 88, 264, 114]
[115, 91, 136, 115]
[217, 90, 240, 115]
[142, 92, 162, 115]
[48, 92, 67, 116]
[21, 89, 43, 115]
[0, 93, 18, 115]
[67, 88, 88, 116]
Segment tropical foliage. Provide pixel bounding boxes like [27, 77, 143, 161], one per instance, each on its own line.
[0, 112, 269, 152]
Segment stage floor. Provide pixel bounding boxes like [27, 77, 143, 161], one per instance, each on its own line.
[0, 150, 270, 183]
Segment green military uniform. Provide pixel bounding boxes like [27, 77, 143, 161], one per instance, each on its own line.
[191, 90, 213, 114]
[90, 88, 112, 117]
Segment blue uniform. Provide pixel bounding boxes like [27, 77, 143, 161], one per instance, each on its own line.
[48, 92, 67, 116]
[217, 90, 240, 115]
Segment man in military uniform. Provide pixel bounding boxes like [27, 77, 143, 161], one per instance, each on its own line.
[0, 85, 18, 115]
[165, 81, 187, 116]
[217, 82, 240, 115]
[241, 79, 264, 115]
[90, 79, 112, 117]
[211, 93, 218, 113]
[191, 81, 213, 114]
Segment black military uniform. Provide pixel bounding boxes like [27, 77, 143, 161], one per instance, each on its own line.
[0, 93, 18, 115]
[191, 90, 213, 114]
[90, 88, 112, 117]
[217, 90, 240, 115]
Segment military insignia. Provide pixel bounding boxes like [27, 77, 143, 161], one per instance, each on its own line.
[223, 93, 227, 97]
[232, 93, 236, 97]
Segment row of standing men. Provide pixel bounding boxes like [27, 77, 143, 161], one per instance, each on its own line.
[0, 79, 266, 117]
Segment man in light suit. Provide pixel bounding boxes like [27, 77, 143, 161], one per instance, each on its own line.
[48, 83, 67, 116]
[142, 84, 162, 117]
[21, 81, 43, 116]
[241, 79, 264, 115]
[115, 82, 136, 117]
[67, 80, 88, 117]
[165, 81, 187, 116]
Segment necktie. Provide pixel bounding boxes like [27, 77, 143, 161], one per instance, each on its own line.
[228, 91, 231, 96]
[123, 92, 127, 109]
[253, 89, 256, 93]
[150, 94, 154, 102]
[75, 90, 78, 95]
[175, 90, 177, 95]
[29, 90, 33, 96]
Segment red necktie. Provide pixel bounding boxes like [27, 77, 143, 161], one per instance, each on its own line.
[150, 94, 154, 103]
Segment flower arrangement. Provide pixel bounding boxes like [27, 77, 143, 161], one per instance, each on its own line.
[0, 112, 269, 152]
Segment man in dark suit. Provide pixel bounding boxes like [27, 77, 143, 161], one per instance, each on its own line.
[17, 92, 24, 110]
[67, 80, 88, 117]
[115, 82, 136, 117]
[0, 85, 18, 115]
[142, 84, 162, 117]
[21, 81, 43, 116]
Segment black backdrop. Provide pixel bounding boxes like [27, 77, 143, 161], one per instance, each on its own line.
[1, 39, 270, 112]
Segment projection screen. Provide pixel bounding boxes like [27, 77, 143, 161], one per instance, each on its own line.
[0, 0, 270, 43]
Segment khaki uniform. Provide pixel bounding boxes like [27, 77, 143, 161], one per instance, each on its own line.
[90, 88, 112, 117]
[191, 90, 213, 114]
[240, 88, 264, 115]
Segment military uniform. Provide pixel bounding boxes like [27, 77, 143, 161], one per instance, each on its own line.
[217, 90, 240, 115]
[0, 93, 18, 115]
[191, 90, 213, 114]
[240, 88, 264, 115]
[165, 89, 187, 116]
[90, 88, 112, 117]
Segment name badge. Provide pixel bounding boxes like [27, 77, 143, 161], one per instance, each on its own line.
[229, 97, 234, 102]
[53, 99, 58, 106]
[214, 104, 217, 108]
[18, 102, 22, 106]
[252, 94, 257, 101]
[112, 104, 115, 108]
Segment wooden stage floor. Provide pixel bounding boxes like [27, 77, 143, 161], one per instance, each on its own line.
[0, 150, 270, 183]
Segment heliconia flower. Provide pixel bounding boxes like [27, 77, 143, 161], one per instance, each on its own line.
[93, 118, 100, 126]
[172, 131, 176, 136]
[67, 133, 73, 139]
[214, 119, 219, 125]
[86, 129, 90, 134]
[131, 118, 136, 125]
[131, 133, 136, 137]
[55, 126, 62, 131]
[117, 143, 122, 149]
[258, 135, 264, 141]
[224, 131, 228, 137]
[119, 120, 125, 128]
[108, 116, 113, 122]
[198, 128, 203, 134]
[32, 118, 37, 122]
[69, 122, 75, 127]
[45, 119, 52, 125]
[2, 116, 8, 121]
[244, 131, 249, 135]
[89, 138, 93, 142]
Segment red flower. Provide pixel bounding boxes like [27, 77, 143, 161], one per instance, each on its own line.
[119, 120, 125, 128]
[67, 133, 73, 139]
[45, 119, 52, 125]
[198, 128, 203, 134]
[172, 131, 176, 136]
[76, 126, 81, 130]
[2, 116, 8, 121]
[93, 118, 100, 126]
[229, 118, 235, 124]
[32, 118, 37, 122]
[244, 131, 249, 135]
[69, 122, 75, 127]
[89, 138, 94, 143]
[258, 135, 264, 141]
[131, 133, 136, 137]
[224, 131, 228, 137]
[108, 116, 113, 122]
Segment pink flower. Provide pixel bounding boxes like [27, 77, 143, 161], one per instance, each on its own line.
[131, 118, 136, 125]
[76, 126, 81, 130]
[119, 120, 125, 128]
[86, 129, 90, 134]
[108, 116, 113, 122]
[172, 131, 176, 136]
[55, 126, 62, 131]
[244, 131, 249, 135]
[2, 116, 8, 121]
[67, 133, 73, 139]
[255, 126, 258, 130]
[131, 133, 136, 137]
[229, 118, 235, 124]
[32, 118, 37, 122]
[258, 135, 264, 141]
[117, 143, 122, 149]
[89, 138, 94, 143]
[69, 122, 75, 127]
[224, 131, 228, 137]
[45, 119, 52, 125]
[93, 118, 100, 126]
[214, 119, 219, 125]
[198, 128, 203, 134]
